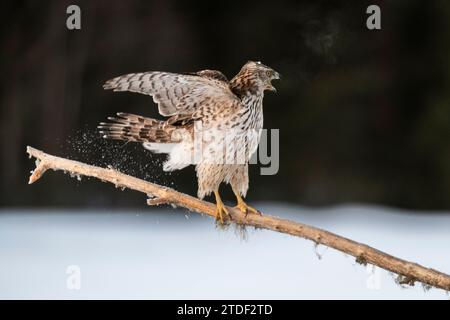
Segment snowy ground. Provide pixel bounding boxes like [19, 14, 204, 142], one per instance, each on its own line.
[0, 203, 449, 299]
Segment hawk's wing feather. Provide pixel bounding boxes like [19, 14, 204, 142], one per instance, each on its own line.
[103, 71, 238, 117]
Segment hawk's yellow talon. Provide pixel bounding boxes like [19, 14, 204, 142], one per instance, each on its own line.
[235, 201, 260, 217]
[214, 191, 231, 224]
[233, 189, 261, 217]
[235, 200, 261, 217]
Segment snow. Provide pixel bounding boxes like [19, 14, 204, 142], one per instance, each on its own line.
[0, 203, 449, 299]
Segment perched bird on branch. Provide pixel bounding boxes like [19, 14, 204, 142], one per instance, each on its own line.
[98, 61, 280, 223]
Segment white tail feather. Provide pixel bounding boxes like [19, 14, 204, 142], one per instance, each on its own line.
[142, 143, 176, 154]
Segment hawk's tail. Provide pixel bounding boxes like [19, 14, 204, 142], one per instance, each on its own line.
[98, 112, 173, 143]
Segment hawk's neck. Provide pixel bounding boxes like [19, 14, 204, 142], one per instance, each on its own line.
[229, 74, 264, 100]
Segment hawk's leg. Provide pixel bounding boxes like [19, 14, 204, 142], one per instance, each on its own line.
[232, 188, 261, 217]
[213, 191, 231, 224]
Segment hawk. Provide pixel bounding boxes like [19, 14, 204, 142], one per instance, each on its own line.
[98, 61, 280, 222]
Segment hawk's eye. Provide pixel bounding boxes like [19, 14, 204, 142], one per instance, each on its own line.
[266, 70, 272, 77]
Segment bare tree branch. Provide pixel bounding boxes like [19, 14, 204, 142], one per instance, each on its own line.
[26, 146, 450, 292]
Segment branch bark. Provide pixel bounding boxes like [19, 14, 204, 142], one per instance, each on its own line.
[26, 146, 450, 292]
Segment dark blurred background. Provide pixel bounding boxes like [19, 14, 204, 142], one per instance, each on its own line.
[2, 0, 450, 210]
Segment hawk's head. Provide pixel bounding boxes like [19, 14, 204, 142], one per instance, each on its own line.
[239, 61, 281, 93]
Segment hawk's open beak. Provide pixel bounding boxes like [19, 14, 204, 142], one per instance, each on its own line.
[268, 70, 280, 92]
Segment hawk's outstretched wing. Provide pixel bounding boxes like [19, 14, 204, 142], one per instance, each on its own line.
[103, 71, 236, 117]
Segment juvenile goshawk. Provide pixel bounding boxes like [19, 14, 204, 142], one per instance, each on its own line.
[98, 61, 280, 222]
